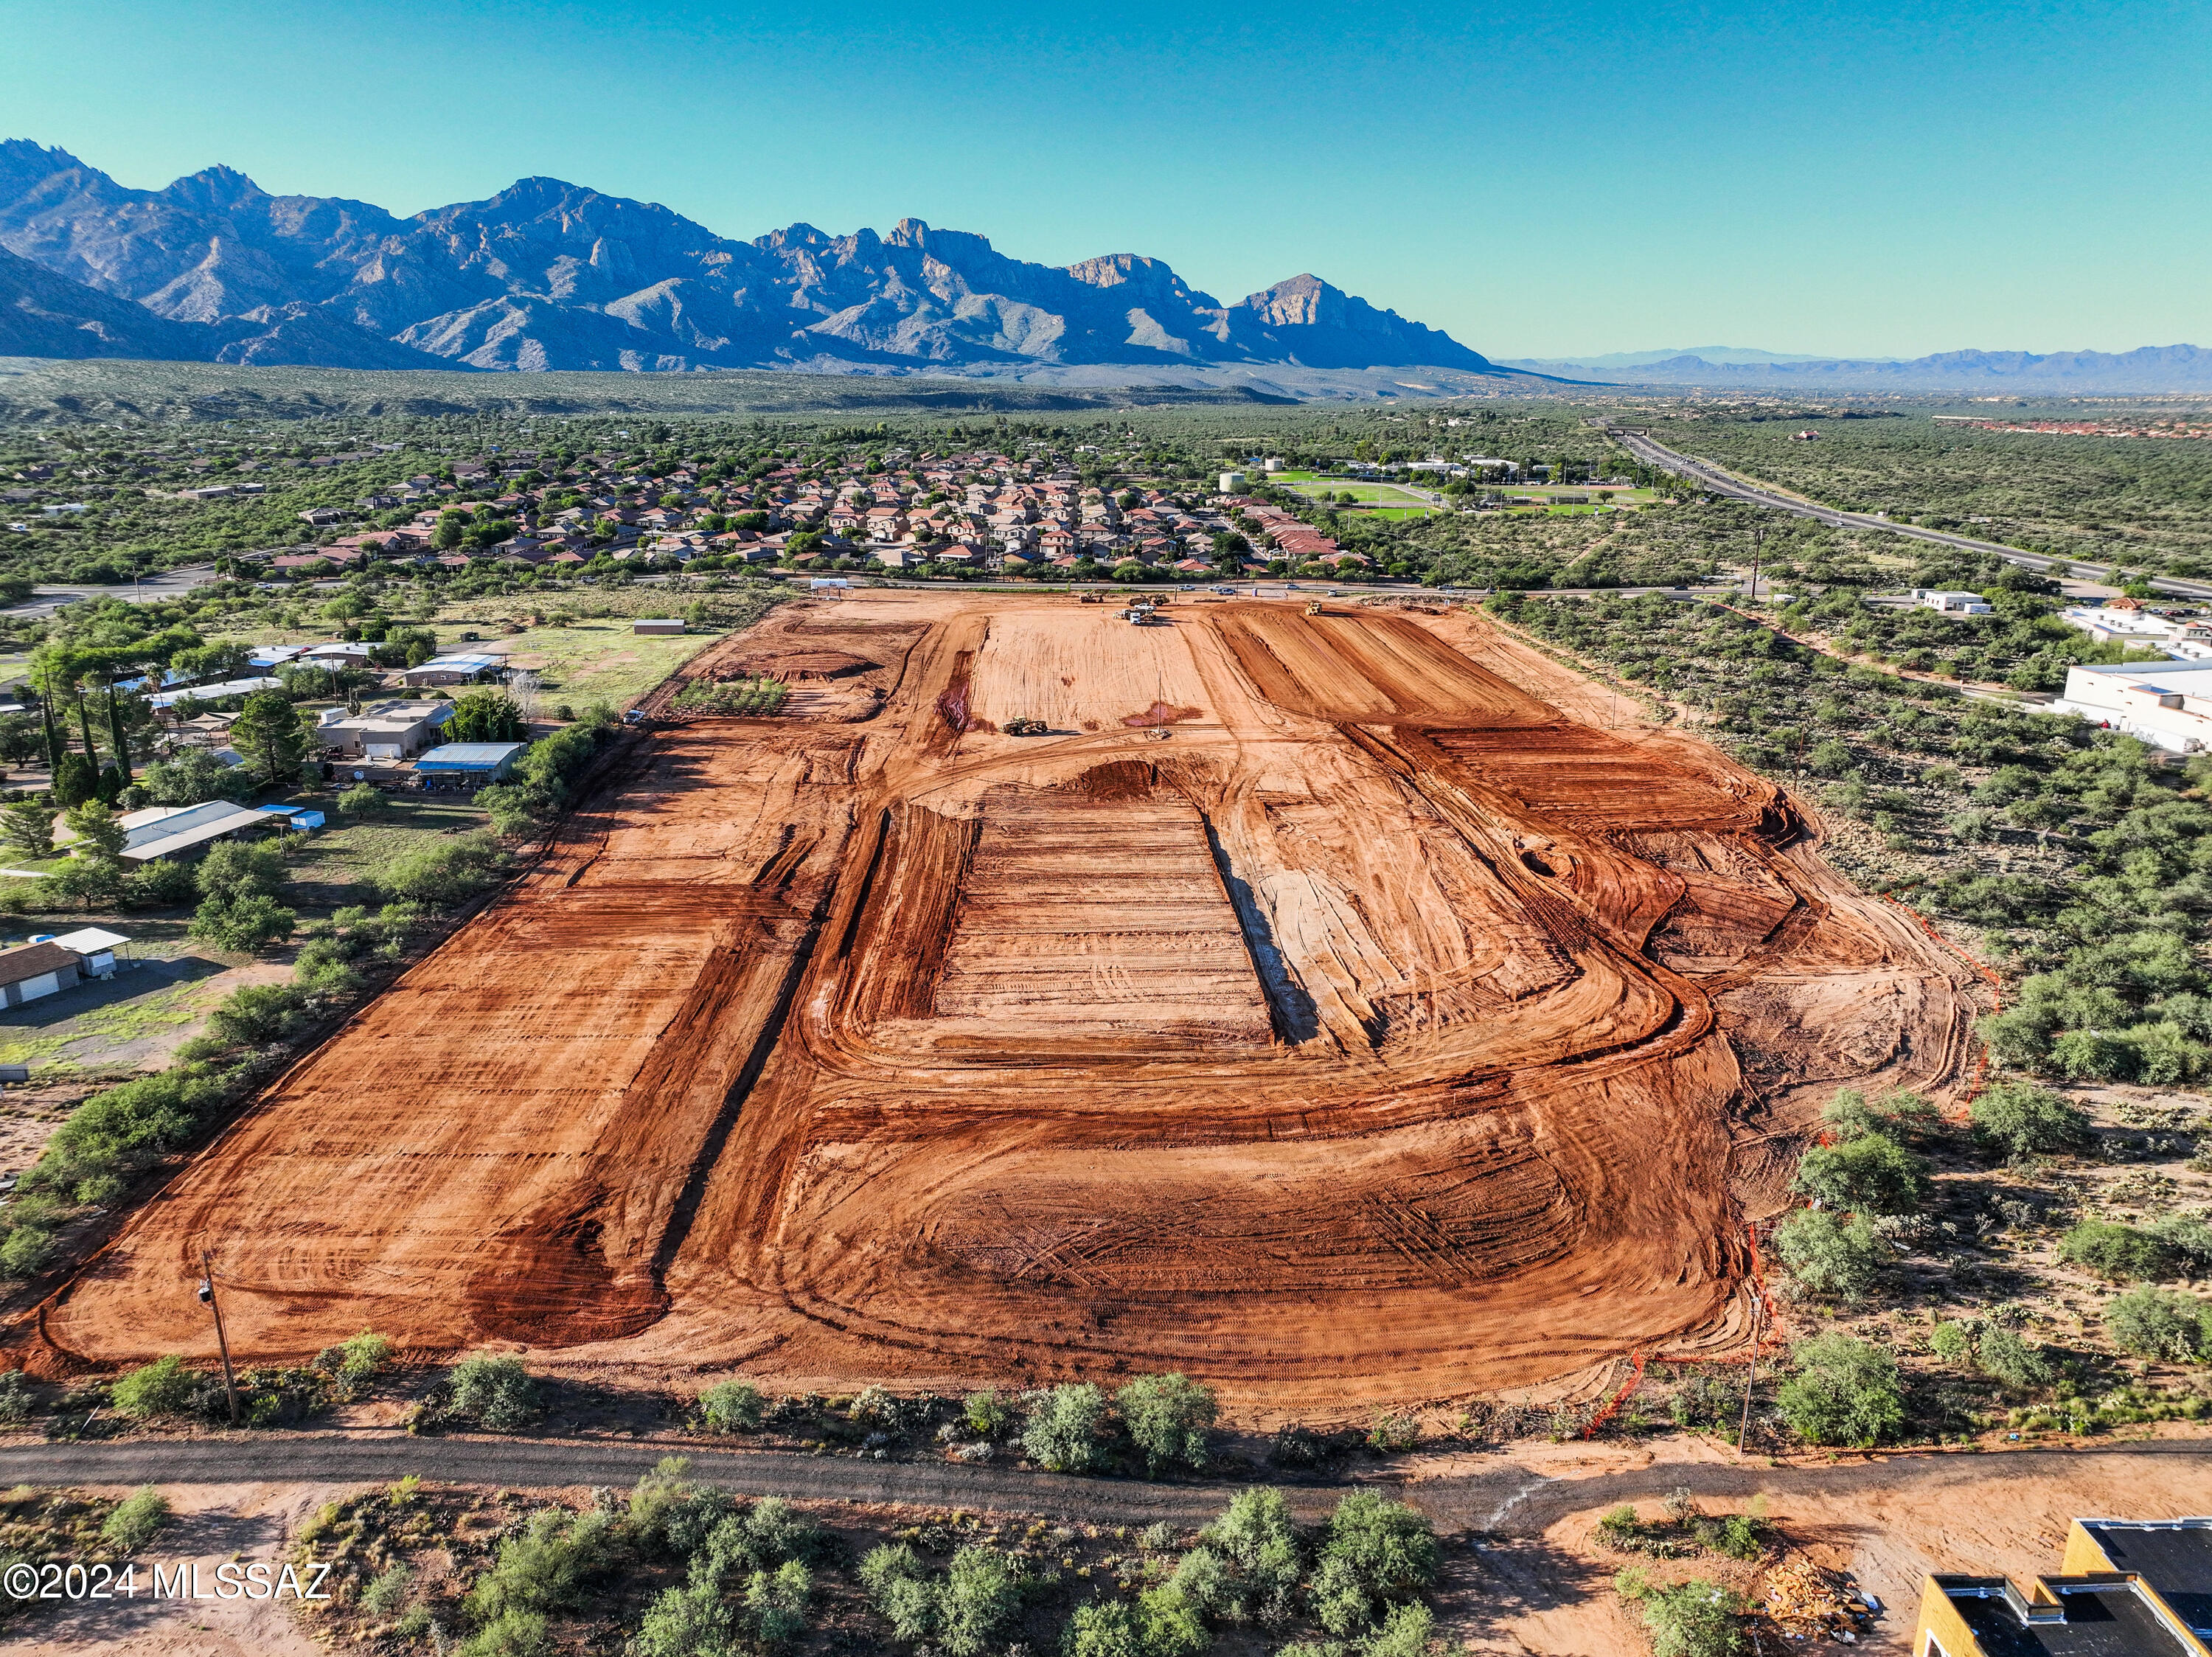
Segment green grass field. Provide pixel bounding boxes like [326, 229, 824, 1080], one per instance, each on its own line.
[1287, 481, 1434, 505]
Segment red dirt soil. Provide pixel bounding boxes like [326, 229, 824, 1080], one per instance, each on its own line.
[26, 596, 1980, 1416]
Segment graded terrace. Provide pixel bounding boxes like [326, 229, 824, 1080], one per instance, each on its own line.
[36, 593, 1978, 1414]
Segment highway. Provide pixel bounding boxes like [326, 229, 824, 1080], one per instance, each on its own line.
[1599, 424, 2212, 602]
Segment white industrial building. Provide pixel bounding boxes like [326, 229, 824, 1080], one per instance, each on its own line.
[1910, 589, 1994, 615]
[2049, 660, 2212, 751]
[2059, 602, 2212, 661]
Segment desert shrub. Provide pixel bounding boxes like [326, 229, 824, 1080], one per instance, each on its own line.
[207, 982, 310, 1046]
[1615, 1569, 1745, 1657]
[0, 1215, 58, 1277]
[1310, 1490, 1439, 1637]
[2061, 1220, 2175, 1282]
[698, 1379, 764, 1434]
[337, 782, 383, 816]
[1669, 1369, 1739, 1432]
[1696, 1514, 1765, 1563]
[1116, 1372, 1215, 1475]
[2153, 1213, 2212, 1276]
[929, 1546, 1026, 1656]
[2105, 1286, 2212, 1361]
[1773, 1209, 1883, 1302]
[379, 830, 507, 909]
[742, 1560, 813, 1647]
[964, 1388, 1014, 1438]
[464, 1505, 616, 1628]
[458, 1609, 548, 1657]
[99, 1486, 170, 1551]
[1189, 1486, 1302, 1628]
[312, 1328, 395, 1398]
[627, 1457, 736, 1557]
[1975, 1326, 2054, 1391]
[21, 1064, 234, 1207]
[1930, 1321, 1974, 1364]
[1773, 1334, 1903, 1448]
[1792, 1132, 1930, 1216]
[1972, 1083, 2090, 1161]
[111, 1355, 198, 1420]
[449, 1355, 540, 1432]
[1020, 1382, 1107, 1473]
[362, 1562, 414, 1615]
[1823, 1087, 1938, 1142]
[0, 1369, 33, 1422]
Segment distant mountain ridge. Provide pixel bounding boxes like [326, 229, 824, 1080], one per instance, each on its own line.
[1501, 344, 2212, 391]
[0, 142, 1510, 379]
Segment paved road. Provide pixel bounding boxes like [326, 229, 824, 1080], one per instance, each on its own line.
[1, 566, 223, 621]
[1, 1434, 2202, 1536]
[1601, 425, 2212, 602]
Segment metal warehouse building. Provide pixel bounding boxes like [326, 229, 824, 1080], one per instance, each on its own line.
[415, 742, 526, 784]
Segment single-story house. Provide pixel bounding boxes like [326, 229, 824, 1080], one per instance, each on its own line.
[0, 941, 81, 1007]
[114, 800, 274, 863]
[397, 653, 504, 688]
[416, 742, 526, 785]
[297, 642, 378, 669]
[316, 700, 455, 760]
[149, 676, 280, 711]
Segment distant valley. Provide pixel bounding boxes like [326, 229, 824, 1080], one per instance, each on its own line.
[1500, 345, 2212, 392]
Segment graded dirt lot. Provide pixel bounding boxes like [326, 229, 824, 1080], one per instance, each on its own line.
[28, 594, 1980, 1414]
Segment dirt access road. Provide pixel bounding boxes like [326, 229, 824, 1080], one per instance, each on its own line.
[6, 1435, 2207, 1656]
[23, 594, 1980, 1416]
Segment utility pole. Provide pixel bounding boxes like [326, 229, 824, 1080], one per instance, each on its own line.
[1737, 1288, 1764, 1454]
[1747, 524, 1765, 605]
[198, 1249, 240, 1427]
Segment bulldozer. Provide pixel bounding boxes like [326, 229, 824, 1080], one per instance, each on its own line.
[1304, 600, 1324, 616]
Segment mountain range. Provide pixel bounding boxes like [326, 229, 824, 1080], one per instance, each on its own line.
[1500, 346, 2212, 392]
[0, 141, 1510, 381]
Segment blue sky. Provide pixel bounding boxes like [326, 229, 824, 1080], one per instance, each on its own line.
[7, 0, 2206, 358]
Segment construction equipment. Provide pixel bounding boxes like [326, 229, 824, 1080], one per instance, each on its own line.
[1304, 600, 1324, 616]
[1004, 718, 1048, 737]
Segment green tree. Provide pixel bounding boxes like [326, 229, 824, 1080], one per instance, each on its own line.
[1116, 1372, 1215, 1475]
[1773, 1334, 1903, 1448]
[142, 748, 252, 806]
[51, 750, 98, 808]
[0, 801, 54, 859]
[1773, 1209, 1883, 1302]
[445, 689, 528, 744]
[187, 892, 296, 952]
[1971, 1082, 2089, 1161]
[698, 1380, 764, 1434]
[1791, 1132, 1930, 1216]
[195, 841, 288, 906]
[63, 801, 126, 860]
[229, 688, 313, 787]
